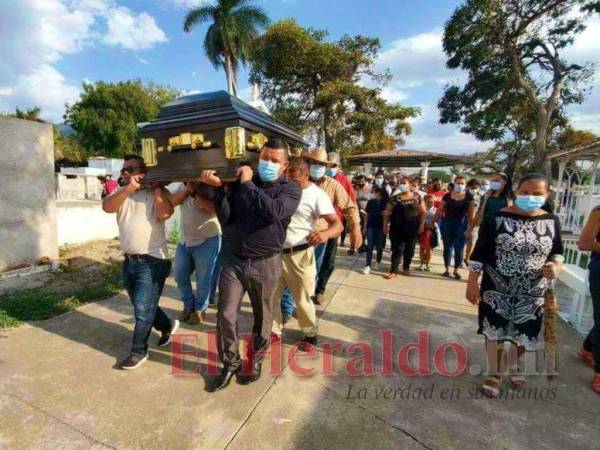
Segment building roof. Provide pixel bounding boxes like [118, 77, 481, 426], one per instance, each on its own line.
[548, 140, 600, 161]
[347, 149, 476, 168]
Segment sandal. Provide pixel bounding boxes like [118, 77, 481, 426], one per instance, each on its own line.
[481, 376, 502, 398]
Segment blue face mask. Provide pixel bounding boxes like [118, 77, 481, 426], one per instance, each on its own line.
[454, 184, 466, 193]
[490, 181, 502, 191]
[375, 178, 384, 187]
[515, 195, 546, 212]
[310, 165, 326, 180]
[480, 184, 490, 194]
[398, 183, 409, 193]
[326, 168, 338, 177]
[258, 159, 281, 183]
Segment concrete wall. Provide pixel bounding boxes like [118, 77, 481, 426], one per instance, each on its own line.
[55, 174, 104, 201]
[56, 201, 119, 246]
[0, 118, 57, 270]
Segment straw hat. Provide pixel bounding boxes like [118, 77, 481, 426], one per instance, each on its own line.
[302, 147, 335, 167]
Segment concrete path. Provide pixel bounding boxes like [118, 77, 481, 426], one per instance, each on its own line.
[1, 249, 598, 450]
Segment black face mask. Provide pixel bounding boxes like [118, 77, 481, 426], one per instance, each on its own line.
[117, 176, 126, 187]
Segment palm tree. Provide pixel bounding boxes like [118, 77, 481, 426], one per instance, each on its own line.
[183, 0, 269, 97]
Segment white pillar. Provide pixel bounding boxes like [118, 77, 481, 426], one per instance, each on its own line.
[555, 158, 568, 209]
[420, 161, 430, 182]
[585, 157, 600, 222]
[453, 164, 465, 181]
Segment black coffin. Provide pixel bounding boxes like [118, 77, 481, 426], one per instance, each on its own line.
[139, 90, 308, 182]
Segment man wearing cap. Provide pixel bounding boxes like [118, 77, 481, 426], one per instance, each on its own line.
[304, 148, 362, 305]
[200, 138, 301, 391]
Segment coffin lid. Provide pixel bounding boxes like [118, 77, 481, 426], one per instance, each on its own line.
[140, 90, 307, 147]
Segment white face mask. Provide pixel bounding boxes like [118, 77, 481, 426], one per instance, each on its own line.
[398, 184, 410, 193]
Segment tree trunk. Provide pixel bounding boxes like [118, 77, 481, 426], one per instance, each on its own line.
[224, 54, 236, 96]
[323, 107, 334, 152]
[533, 114, 551, 176]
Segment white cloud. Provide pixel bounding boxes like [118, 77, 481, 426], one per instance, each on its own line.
[103, 6, 167, 50]
[376, 30, 460, 89]
[161, 0, 207, 9]
[0, 0, 167, 122]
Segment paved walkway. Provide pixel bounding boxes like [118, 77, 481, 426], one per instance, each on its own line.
[1, 248, 598, 449]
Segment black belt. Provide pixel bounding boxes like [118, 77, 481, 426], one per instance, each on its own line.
[230, 252, 280, 262]
[282, 243, 310, 254]
[125, 253, 164, 263]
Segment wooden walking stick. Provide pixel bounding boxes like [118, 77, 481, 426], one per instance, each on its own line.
[544, 278, 558, 381]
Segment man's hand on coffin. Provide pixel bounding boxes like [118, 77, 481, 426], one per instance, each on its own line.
[236, 165, 254, 184]
[126, 174, 144, 192]
[199, 170, 222, 187]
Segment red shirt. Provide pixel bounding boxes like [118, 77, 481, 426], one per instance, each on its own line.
[334, 171, 357, 221]
[427, 190, 446, 209]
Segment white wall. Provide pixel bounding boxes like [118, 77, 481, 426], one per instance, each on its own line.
[56, 201, 119, 246]
[0, 118, 57, 270]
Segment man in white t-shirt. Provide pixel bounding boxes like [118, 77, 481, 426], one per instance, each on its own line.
[102, 154, 178, 370]
[272, 158, 343, 350]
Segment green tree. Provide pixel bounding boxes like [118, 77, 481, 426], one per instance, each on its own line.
[183, 0, 269, 96]
[53, 126, 88, 167]
[439, 0, 596, 173]
[64, 80, 179, 158]
[249, 20, 419, 154]
[1, 106, 43, 121]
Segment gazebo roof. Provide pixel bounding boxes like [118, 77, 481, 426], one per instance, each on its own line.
[548, 140, 600, 161]
[347, 149, 476, 168]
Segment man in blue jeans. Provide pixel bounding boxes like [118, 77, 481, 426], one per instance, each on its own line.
[102, 154, 179, 370]
[168, 183, 221, 324]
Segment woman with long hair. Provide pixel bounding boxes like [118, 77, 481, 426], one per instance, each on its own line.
[383, 177, 425, 278]
[466, 173, 563, 397]
[435, 175, 475, 279]
[577, 205, 600, 394]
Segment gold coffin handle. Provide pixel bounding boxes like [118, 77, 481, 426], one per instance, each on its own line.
[141, 138, 157, 166]
[247, 132, 268, 152]
[224, 127, 246, 159]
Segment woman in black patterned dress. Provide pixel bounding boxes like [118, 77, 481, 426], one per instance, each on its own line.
[466, 173, 564, 397]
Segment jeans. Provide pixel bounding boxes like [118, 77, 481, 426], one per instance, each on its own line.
[441, 217, 467, 270]
[173, 235, 221, 312]
[389, 232, 417, 273]
[584, 257, 600, 373]
[123, 256, 172, 356]
[209, 253, 222, 305]
[316, 238, 338, 295]
[366, 227, 385, 267]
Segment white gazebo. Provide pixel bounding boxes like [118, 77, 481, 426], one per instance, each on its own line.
[549, 140, 600, 334]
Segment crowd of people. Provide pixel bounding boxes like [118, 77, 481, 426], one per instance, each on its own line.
[102, 139, 600, 396]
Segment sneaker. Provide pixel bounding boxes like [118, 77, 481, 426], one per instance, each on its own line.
[402, 269, 411, 276]
[178, 308, 194, 322]
[578, 347, 595, 368]
[442, 271, 451, 278]
[298, 335, 318, 352]
[424, 265, 430, 272]
[417, 265, 423, 271]
[119, 353, 148, 370]
[157, 319, 180, 347]
[187, 311, 207, 325]
[362, 266, 371, 275]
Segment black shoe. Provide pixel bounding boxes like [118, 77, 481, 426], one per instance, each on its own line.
[298, 335, 318, 352]
[211, 366, 239, 392]
[157, 319, 180, 347]
[239, 360, 263, 385]
[119, 353, 149, 370]
[442, 271, 451, 278]
[454, 272, 462, 280]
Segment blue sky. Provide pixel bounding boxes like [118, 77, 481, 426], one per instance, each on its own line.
[2, 0, 599, 154]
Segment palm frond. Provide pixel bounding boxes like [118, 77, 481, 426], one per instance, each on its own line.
[183, 6, 215, 32]
[204, 23, 225, 69]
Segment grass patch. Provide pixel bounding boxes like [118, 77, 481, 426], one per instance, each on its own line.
[0, 262, 123, 328]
